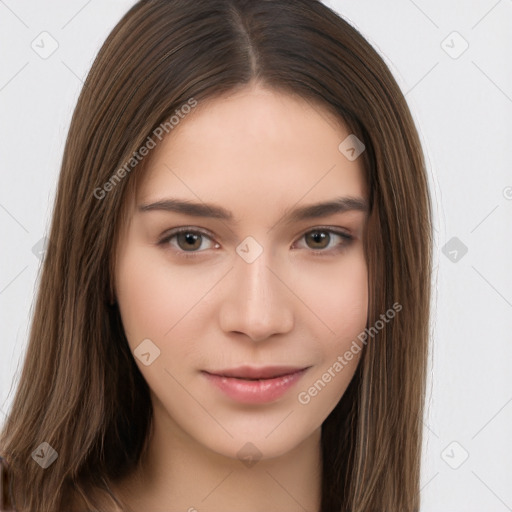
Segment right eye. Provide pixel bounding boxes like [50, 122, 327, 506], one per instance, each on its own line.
[158, 227, 220, 258]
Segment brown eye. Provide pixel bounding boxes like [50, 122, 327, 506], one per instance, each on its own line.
[305, 230, 330, 249]
[176, 231, 203, 251]
[294, 228, 353, 255]
[158, 227, 217, 254]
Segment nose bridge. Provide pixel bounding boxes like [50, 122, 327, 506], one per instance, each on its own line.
[237, 239, 273, 303]
[220, 235, 294, 341]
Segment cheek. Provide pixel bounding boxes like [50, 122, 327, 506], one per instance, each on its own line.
[115, 244, 200, 345]
[115, 242, 221, 393]
[116, 249, 169, 344]
[291, 250, 367, 410]
[297, 248, 368, 343]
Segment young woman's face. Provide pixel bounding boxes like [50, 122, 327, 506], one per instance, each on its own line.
[115, 85, 368, 461]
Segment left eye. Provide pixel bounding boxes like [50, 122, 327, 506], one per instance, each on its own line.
[293, 228, 353, 253]
[158, 227, 353, 256]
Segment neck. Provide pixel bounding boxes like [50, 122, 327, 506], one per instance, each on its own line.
[113, 397, 323, 512]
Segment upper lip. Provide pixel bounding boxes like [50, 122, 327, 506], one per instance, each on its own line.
[203, 365, 309, 380]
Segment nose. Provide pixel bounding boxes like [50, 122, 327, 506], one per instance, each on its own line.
[218, 244, 294, 342]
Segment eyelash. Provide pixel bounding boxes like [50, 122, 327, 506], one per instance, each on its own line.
[157, 226, 354, 260]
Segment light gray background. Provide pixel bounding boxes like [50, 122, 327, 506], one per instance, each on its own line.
[1, 1, 511, 510]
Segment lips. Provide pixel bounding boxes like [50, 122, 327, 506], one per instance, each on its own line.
[203, 365, 309, 380]
[201, 365, 311, 404]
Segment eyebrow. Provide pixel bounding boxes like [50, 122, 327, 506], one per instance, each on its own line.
[137, 196, 368, 224]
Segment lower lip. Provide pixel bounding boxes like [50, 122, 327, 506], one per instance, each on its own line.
[202, 368, 309, 404]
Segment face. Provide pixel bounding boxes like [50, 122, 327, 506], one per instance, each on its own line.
[114, 85, 368, 461]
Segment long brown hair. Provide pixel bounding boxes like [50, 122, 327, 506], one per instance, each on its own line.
[0, 1, 433, 510]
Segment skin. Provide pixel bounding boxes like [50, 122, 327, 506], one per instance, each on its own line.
[108, 84, 369, 512]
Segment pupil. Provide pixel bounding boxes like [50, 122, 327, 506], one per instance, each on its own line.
[180, 232, 200, 250]
[309, 231, 328, 248]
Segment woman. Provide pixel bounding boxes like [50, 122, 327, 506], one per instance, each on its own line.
[0, 0, 433, 510]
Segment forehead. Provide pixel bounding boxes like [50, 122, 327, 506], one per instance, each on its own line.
[134, 86, 367, 222]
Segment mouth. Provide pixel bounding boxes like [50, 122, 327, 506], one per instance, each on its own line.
[204, 365, 310, 379]
[201, 365, 311, 404]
